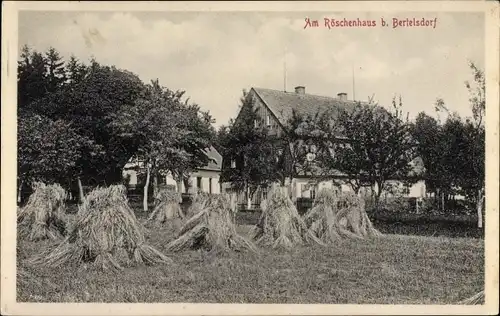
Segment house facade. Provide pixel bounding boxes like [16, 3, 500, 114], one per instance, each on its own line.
[222, 86, 426, 209]
[123, 146, 223, 195]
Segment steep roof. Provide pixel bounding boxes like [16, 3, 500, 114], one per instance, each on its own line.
[123, 146, 222, 172]
[200, 146, 223, 171]
[252, 87, 366, 128]
[249, 87, 424, 180]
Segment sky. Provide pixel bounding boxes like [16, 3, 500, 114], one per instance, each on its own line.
[19, 11, 485, 127]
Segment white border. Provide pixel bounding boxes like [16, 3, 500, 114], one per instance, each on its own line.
[2, 1, 499, 315]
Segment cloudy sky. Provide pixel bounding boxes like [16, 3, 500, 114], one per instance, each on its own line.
[19, 11, 484, 127]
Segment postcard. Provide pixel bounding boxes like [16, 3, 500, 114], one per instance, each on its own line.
[2, 1, 499, 315]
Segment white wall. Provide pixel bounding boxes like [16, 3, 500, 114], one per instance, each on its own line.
[293, 178, 340, 198]
[211, 176, 221, 194]
[123, 170, 138, 187]
[408, 180, 426, 198]
[122, 168, 221, 194]
[291, 178, 426, 198]
[379, 180, 426, 198]
[190, 170, 221, 194]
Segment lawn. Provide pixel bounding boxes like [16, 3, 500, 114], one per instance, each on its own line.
[17, 210, 484, 304]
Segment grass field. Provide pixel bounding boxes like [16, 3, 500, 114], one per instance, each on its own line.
[17, 209, 484, 304]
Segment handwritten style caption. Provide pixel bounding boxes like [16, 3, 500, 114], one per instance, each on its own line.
[304, 17, 438, 29]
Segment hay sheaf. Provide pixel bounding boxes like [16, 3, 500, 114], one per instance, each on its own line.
[303, 189, 381, 242]
[165, 194, 257, 253]
[252, 186, 324, 249]
[147, 189, 184, 225]
[457, 291, 484, 305]
[30, 185, 171, 272]
[17, 182, 67, 241]
[186, 191, 210, 218]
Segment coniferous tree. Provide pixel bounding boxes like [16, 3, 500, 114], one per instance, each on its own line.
[45, 47, 66, 93]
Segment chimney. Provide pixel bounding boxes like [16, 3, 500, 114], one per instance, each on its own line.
[337, 92, 347, 101]
[295, 86, 305, 95]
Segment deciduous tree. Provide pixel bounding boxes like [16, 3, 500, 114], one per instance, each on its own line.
[111, 79, 215, 211]
[17, 113, 96, 202]
[333, 98, 417, 206]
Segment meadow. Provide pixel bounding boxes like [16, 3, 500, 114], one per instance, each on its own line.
[17, 206, 484, 304]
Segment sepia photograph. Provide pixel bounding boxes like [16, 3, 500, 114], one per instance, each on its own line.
[1, 1, 499, 315]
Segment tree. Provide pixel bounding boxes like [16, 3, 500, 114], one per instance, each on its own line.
[111, 79, 215, 211]
[111, 80, 185, 211]
[65, 55, 87, 84]
[271, 109, 338, 202]
[26, 58, 145, 186]
[462, 61, 485, 228]
[162, 101, 216, 194]
[219, 93, 280, 209]
[18, 47, 149, 199]
[333, 98, 417, 206]
[17, 112, 96, 202]
[282, 110, 332, 182]
[45, 47, 66, 93]
[421, 62, 485, 227]
[17, 45, 48, 109]
[413, 112, 452, 206]
[461, 119, 485, 228]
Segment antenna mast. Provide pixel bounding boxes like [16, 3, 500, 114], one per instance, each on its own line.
[352, 65, 356, 101]
[284, 46, 287, 92]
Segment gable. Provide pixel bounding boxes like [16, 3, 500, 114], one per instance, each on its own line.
[233, 89, 284, 135]
[123, 146, 222, 172]
[200, 146, 223, 171]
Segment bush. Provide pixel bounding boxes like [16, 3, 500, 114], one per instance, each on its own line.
[374, 197, 415, 214]
[367, 196, 474, 217]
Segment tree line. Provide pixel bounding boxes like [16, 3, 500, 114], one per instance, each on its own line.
[17, 46, 216, 211]
[217, 62, 485, 227]
[17, 46, 485, 226]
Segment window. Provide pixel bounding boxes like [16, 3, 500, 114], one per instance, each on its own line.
[231, 160, 236, 168]
[209, 178, 213, 194]
[261, 187, 268, 200]
[310, 185, 317, 199]
[254, 119, 258, 128]
[158, 174, 166, 185]
[197, 177, 202, 191]
[301, 183, 310, 198]
[266, 115, 271, 126]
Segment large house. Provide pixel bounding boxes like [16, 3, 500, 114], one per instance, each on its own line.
[123, 146, 223, 195]
[222, 86, 426, 209]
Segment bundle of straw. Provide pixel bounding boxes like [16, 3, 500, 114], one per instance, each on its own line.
[302, 188, 341, 243]
[147, 189, 184, 224]
[30, 185, 171, 272]
[333, 191, 381, 239]
[457, 290, 485, 305]
[165, 194, 257, 253]
[17, 182, 67, 241]
[186, 191, 210, 218]
[252, 186, 323, 249]
[304, 189, 381, 241]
